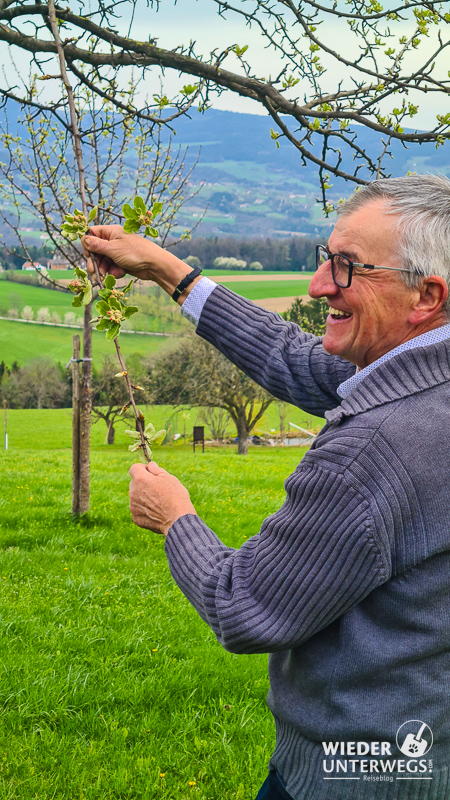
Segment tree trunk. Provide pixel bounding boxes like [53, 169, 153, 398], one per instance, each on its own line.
[72, 334, 81, 514]
[236, 412, 249, 455]
[79, 302, 92, 513]
[107, 422, 115, 445]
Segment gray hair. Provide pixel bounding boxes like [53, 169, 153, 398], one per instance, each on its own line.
[338, 174, 450, 316]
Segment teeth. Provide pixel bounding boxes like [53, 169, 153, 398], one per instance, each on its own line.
[329, 307, 352, 318]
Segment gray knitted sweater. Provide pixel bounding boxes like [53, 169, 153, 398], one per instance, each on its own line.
[165, 287, 450, 799]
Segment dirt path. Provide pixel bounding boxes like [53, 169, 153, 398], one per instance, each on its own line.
[253, 296, 311, 312]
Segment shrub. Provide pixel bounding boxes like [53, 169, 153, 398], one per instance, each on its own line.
[21, 305, 34, 321]
[36, 307, 51, 323]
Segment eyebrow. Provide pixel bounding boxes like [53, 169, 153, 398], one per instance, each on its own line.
[325, 244, 361, 262]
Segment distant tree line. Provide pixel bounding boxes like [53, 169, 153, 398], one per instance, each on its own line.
[1, 235, 318, 274]
[171, 235, 318, 271]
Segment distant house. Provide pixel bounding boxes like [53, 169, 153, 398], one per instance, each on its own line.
[22, 261, 46, 271]
[47, 255, 71, 270]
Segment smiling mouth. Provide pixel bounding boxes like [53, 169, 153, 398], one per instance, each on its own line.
[328, 306, 352, 320]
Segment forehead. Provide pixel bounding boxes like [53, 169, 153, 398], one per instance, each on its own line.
[328, 200, 400, 264]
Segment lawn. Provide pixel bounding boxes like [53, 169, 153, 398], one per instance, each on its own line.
[215, 279, 311, 301]
[0, 408, 315, 799]
[0, 319, 176, 368]
[0, 279, 74, 317]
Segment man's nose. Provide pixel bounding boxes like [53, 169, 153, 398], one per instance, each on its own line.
[308, 259, 338, 299]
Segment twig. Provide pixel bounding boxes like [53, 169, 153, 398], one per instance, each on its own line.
[114, 340, 151, 462]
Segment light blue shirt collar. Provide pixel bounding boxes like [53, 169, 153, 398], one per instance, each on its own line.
[338, 323, 450, 398]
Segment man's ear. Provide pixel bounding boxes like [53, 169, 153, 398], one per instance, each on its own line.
[408, 276, 448, 326]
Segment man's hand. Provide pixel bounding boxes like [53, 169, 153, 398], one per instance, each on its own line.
[129, 461, 197, 536]
[82, 225, 202, 301]
[82, 225, 162, 281]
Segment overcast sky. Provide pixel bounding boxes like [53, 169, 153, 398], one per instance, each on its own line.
[3, 0, 448, 128]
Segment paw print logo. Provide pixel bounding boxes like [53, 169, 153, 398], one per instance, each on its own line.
[396, 721, 433, 758]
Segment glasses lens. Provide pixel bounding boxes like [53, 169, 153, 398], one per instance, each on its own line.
[316, 245, 329, 270]
[331, 254, 352, 288]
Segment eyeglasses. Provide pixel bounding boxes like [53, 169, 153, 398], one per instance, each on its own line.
[315, 244, 416, 289]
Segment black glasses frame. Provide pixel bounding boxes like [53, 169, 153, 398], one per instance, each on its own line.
[315, 245, 415, 289]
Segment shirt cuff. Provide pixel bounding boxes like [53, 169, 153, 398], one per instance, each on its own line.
[180, 277, 218, 327]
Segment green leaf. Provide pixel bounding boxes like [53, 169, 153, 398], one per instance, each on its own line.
[122, 279, 133, 294]
[122, 203, 137, 219]
[123, 305, 139, 318]
[72, 295, 82, 307]
[73, 209, 83, 216]
[123, 219, 141, 234]
[108, 296, 121, 311]
[145, 227, 159, 238]
[144, 422, 156, 436]
[106, 323, 121, 340]
[104, 274, 116, 290]
[95, 318, 110, 331]
[98, 288, 112, 300]
[133, 196, 146, 214]
[81, 284, 92, 306]
[139, 450, 150, 463]
[148, 429, 166, 444]
[96, 300, 110, 316]
[128, 442, 141, 453]
[75, 267, 87, 279]
[88, 206, 98, 223]
[125, 430, 141, 439]
[151, 201, 163, 217]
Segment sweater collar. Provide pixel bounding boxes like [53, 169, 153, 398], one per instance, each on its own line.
[325, 337, 450, 424]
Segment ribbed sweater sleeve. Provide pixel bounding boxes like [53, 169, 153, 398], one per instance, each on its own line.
[165, 462, 391, 654]
[195, 285, 357, 416]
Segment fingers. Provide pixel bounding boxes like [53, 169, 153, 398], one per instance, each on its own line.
[82, 232, 127, 278]
[129, 463, 149, 480]
[146, 461, 169, 476]
[85, 224, 125, 240]
[128, 462, 169, 480]
[82, 235, 112, 253]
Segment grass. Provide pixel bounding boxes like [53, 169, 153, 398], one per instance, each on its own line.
[0, 408, 316, 799]
[215, 279, 311, 301]
[0, 279, 74, 316]
[0, 319, 176, 368]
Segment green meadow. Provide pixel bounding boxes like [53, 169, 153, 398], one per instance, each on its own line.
[214, 279, 310, 301]
[0, 408, 318, 799]
[0, 319, 176, 368]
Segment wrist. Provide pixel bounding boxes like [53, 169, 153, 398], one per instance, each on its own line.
[141, 246, 201, 302]
[164, 504, 197, 536]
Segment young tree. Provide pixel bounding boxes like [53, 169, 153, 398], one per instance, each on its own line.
[282, 297, 329, 336]
[0, 2, 449, 204]
[0, 77, 202, 511]
[150, 335, 275, 454]
[198, 407, 231, 442]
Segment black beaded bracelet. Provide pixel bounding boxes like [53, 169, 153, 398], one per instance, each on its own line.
[171, 267, 203, 302]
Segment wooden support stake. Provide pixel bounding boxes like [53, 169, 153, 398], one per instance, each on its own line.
[79, 304, 92, 514]
[72, 334, 81, 514]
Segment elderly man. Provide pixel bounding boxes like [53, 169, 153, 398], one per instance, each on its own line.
[83, 175, 450, 799]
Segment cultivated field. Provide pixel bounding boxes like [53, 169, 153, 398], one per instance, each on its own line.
[0, 408, 317, 799]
